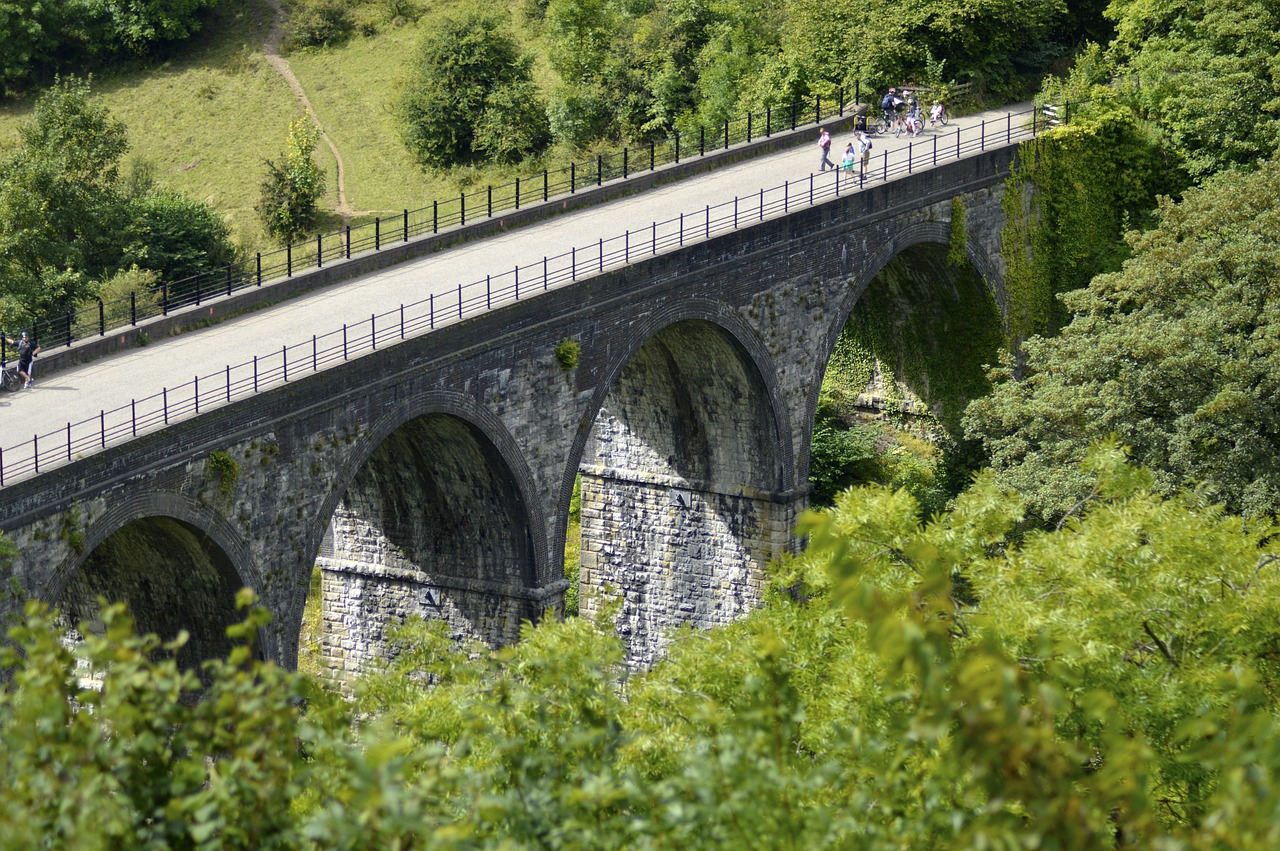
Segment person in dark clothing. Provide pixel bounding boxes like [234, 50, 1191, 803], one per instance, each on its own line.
[880, 87, 902, 121]
[16, 331, 38, 389]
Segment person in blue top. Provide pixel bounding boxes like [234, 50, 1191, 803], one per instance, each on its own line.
[880, 87, 902, 122]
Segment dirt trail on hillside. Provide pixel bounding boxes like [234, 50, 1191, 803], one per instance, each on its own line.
[260, 0, 354, 224]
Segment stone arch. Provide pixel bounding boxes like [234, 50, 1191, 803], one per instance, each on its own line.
[308, 393, 546, 681]
[803, 218, 1004, 482]
[566, 299, 794, 506]
[569, 304, 799, 666]
[50, 492, 261, 670]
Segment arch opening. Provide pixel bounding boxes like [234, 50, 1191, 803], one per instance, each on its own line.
[315, 413, 538, 681]
[571, 319, 791, 666]
[812, 241, 1004, 511]
[63, 516, 248, 671]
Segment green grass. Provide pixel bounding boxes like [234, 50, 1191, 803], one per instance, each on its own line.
[282, 21, 442, 226]
[0, 1, 555, 248]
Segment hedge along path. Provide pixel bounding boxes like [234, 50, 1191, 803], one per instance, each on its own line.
[260, 0, 355, 225]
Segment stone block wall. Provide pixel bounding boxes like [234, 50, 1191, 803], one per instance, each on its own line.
[578, 470, 795, 666]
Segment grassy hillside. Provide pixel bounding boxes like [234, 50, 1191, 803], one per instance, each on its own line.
[0, 1, 525, 251]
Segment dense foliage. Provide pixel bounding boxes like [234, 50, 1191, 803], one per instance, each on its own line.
[0, 77, 235, 328]
[0, 0, 221, 95]
[397, 12, 550, 170]
[5, 451, 1280, 846]
[968, 154, 1280, 525]
[1105, 0, 1280, 179]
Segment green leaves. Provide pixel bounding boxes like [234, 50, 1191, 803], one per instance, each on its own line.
[971, 157, 1280, 524]
[257, 118, 327, 245]
[397, 12, 550, 169]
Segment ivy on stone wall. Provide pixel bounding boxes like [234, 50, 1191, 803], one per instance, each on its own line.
[1000, 91, 1174, 345]
[948, 197, 967, 269]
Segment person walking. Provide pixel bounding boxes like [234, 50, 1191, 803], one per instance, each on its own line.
[16, 330, 38, 389]
[855, 130, 873, 176]
[817, 127, 835, 171]
[841, 141, 856, 172]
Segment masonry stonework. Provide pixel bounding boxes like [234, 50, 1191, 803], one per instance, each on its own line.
[0, 148, 1014, 678]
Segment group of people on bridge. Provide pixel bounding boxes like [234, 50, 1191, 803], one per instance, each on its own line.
[880, 87, 946, 137]
[816, 85, 948, 178]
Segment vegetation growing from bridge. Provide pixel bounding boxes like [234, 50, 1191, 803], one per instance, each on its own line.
[7, 450, 1280, 845]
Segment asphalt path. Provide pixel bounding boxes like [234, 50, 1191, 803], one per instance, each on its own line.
[0, 101, 1035, 485]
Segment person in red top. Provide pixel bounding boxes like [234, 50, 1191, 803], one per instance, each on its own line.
[817, 127, 835, 171]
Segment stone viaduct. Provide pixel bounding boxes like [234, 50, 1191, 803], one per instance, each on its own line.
[0, 146, 1016, 677]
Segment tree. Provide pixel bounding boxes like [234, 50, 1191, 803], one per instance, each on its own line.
[1105, 0, 1280, 179]
[122, 190, 236, 285]
[257, 117, 327, 245]
[0, 2, 66, 94]
[0, 76, 128, 323]
[397, 12, 550, 169]
[967, 156, 1280, 524]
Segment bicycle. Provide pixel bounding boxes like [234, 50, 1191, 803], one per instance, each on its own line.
[1, 364, 21, 392]
[928, 103, 949, 127]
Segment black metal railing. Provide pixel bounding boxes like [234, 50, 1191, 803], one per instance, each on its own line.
[1, 86, 877, 366]
[0, 104, 1061, 488]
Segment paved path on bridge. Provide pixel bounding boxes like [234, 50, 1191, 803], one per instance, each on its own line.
[0, 102, 1033, 482]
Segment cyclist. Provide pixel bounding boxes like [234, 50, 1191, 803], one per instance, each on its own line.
[879, 87, 902, 125]
[15, 330, 38, 389]
[902, 90, 922, 136]
[929, 101, 946, 127]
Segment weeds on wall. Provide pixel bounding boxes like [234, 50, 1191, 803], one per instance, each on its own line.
[555, 339, 581, 371]
[207, 450, 240, 501]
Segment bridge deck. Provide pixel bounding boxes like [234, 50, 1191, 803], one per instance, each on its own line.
[0, 102, 1035, 487]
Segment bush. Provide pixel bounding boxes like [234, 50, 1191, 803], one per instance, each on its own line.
[284, 0, 355, 50]
[397, 12, 550, 169]
[256, 118, 326, 244]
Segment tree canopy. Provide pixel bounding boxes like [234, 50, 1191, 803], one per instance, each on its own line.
[967, 155, 1280, 524]
[397, 11, 550, 170]
[5, 451, 1280, 845]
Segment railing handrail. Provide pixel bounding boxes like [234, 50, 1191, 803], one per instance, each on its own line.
[1, 86, 875, 367]
[0, 103, 1058, 490]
